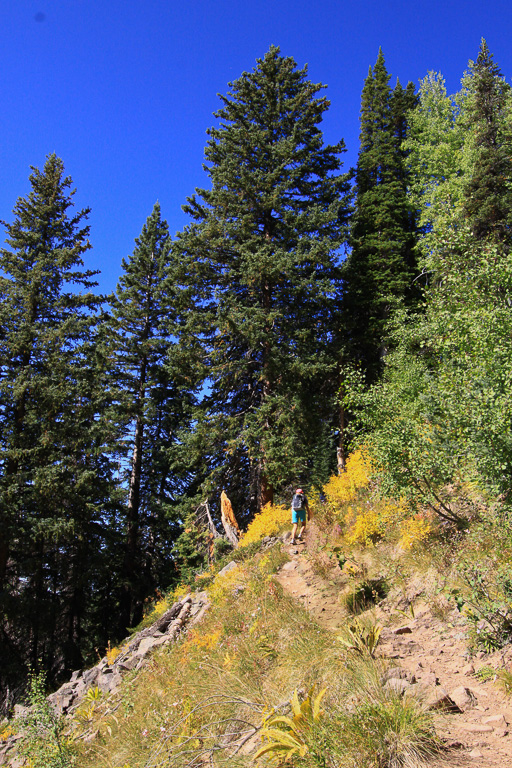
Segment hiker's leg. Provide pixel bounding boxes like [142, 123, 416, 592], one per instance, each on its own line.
[297, 511, 306, 539]
[291, 522, 298, 543]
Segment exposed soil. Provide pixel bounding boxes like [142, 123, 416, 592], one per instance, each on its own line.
[275, 524, 512, 768]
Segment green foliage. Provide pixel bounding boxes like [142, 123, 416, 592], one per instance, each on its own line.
[0, 154, 118, 703]
[342, 577, 389, 614]
[213, 537, 234, 561]
[333, 698, 440, 768]
[359, 43, 512, 521]
[255, 687, 327, 764]
[175, 45, 351, 515]
[453, 533, 512, 651]
[105, 201, 197, 629]
[18, 672, 75, 768]
[343, 49, 419, 383]
[337, 618, 382, 657]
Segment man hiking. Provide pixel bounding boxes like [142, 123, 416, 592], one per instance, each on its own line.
[291, 488, 310, 545]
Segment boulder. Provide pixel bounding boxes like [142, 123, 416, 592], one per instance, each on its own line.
[217, 561, 238, 577]
[449, 685, 477, 711]
[424, 686, 460, 712]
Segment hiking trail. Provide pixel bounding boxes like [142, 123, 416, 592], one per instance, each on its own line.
[275, 522, 512, 768]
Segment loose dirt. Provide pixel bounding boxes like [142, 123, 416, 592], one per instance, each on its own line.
[275, 524, 512, 768]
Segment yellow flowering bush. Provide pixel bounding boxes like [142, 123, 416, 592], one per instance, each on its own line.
[185, 628, 222, 650]
[208, 564, 247, 604]
[344, 498, 412, 548]
[399, 514, 431, 550]
[239, 503, 290, 546]
[323, 449, 372, 509]
[0, 725, 15, 742]
[171, 583, 192, 601]
[106, 641, 124, 666]
[344, 506, 384, 547]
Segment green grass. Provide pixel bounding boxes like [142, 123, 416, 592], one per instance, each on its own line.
[69, 542, 441, 768]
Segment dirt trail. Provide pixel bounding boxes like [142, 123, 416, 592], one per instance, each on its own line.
[275, 524, 512, 768]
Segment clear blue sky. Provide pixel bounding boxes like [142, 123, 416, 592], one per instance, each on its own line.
[2, 0, 512, 293]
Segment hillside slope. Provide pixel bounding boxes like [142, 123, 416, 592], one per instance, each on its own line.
[3, 522, 512, 768]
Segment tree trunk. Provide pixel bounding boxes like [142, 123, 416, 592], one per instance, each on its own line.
[220, 491, 240, 546]
[259, 470, 274, 508]
[337, 402, 346, 474]
[121, 356, 147, 629]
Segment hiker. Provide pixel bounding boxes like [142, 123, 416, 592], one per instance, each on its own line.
[291, 488, 310, 545]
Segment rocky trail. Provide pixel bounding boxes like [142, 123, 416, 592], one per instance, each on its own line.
[275, 526, 512, 767]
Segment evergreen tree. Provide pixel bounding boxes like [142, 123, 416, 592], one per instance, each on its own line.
[106, 203, 197, 629]
[463, 39, 512, 244]
[343, 50, 418, 383]
[0, 155, 116, 701]
[176, 46, 351, 517]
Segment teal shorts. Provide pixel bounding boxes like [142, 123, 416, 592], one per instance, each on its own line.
[292, 508, 306, 524]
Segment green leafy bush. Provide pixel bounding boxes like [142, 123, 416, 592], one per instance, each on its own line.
[18, 672, 75, 768]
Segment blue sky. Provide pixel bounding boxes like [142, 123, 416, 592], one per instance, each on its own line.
[2, 0, 512, 293]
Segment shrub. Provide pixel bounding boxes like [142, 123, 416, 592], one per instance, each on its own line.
[343, 577, 389, 614]
[239, 503, 290, 546]
[18, 672, 75, 768]
[322, 449, 372, 508]
[335, 698, 440, 768]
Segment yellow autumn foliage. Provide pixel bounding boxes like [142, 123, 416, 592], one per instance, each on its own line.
[399, 514, 431, 550]
[345, 497, 416, 547]
[323, 449, 372, 508]
[208, 563, 248, 604]
[185, 628, 222, 650]
[239, 502, 290, 547]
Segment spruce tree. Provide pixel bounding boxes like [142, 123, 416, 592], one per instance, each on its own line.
[106, 203, 197, 629]
[176, 46, 351, 516]
[343, 50, 418, 383]
[0, 155, 115, 698]
[463, 39, 512, 244]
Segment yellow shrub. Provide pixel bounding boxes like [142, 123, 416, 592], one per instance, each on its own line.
[0, 725, 15, 742]
[172, 583, 191, 601]
[106, 641, 123, 666]
[344, 498, 412, 548]
[345, 506, 384, 547]
[323, 449, 372, 509]
[399, 514, 431, 550]
[208, 564, 247, 604]
[185, 628, 222, 650]
[239, 503, 290, 546]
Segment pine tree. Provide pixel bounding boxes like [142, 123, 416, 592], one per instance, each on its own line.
[106, 203, 197, 629]
[463, 39, 512, 244]
[176, 46, 351, 516]
[343, 50, 418, 383]
[0, 155, 116, 697]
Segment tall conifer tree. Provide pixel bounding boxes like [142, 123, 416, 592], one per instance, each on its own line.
[0, 155, 115, 697]
[343, 50, 418, 383]
[463, 39, 512, 244]
[107, 203, 197, 629]
[176, 47, 350, 516]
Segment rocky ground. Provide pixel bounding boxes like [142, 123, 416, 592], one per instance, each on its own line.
[3, 526, 512, 767]
[275, 525, 512, 767]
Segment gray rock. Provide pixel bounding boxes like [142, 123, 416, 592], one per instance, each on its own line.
[384, 678, 411, 696]
[136, 636, 162, 657]
[424, 686, 460, 712]
[117, 656, 138, 672]
[217, 561, 238, 577]
[13, 704, 30, 719]
[382, 666, 410, 683]
[449, 685, 477, 711]
[82, 667, 100, 687]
